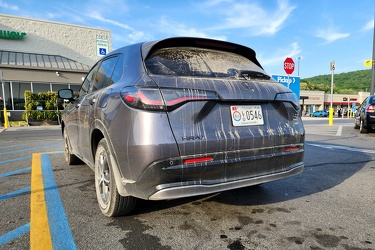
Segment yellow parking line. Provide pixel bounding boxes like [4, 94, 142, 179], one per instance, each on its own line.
[30, 153, 53, 250]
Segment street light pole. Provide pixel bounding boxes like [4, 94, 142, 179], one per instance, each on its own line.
[297, 56, 302, 76]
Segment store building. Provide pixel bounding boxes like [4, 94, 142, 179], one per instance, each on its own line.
[0, 14, 111, 121]
[300, 90, 369, 116]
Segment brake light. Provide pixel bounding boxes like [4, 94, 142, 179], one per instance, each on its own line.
[120, 87, 219, 110]
[184, 157, 213, 164]
[366, 105, 375, 112]
[284, 146, 299, 152]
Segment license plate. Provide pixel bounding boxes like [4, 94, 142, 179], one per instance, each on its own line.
[230, 105, 264, 126]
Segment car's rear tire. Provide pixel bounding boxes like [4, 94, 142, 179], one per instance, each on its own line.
[63, 128, 81, 165]
[359, 119, 368, 133]
[95, 138, 137, 217]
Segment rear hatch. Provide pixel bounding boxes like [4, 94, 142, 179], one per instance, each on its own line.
[142, 38, 304, 157]
[149, 76, 304, 156]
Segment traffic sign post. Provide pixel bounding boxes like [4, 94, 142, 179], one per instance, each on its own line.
[329, 61, 335, 126]
[284, 58, 295, 90]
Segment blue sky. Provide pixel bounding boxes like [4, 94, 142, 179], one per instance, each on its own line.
[1, 0, 374, 78]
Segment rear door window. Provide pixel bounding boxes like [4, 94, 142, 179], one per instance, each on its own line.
[90, 56, 120, 92]
[79, 63, 100, 97]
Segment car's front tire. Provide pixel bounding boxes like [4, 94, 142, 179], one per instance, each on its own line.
[64, 128, 81, 165]
[95, 138, 137, 217]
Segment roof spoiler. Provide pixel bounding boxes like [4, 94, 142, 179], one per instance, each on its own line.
[141, 37, 263, 69]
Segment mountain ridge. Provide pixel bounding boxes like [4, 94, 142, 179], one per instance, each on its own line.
[301, 69, 372, 94]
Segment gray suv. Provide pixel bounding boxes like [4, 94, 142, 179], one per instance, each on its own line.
[58, 37, 305, 217]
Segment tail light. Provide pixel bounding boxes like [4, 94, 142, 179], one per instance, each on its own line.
[284, 146, 299, 152]
[366, 105, 375, 112]
[120, 87, 220, 111]
[184, 157, 213, 165]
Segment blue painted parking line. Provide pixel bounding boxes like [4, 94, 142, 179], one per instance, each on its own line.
[0, 143, 62, 156]
[0, 167, 31, 179]
[0, 223, 30, 245]
[0, 141, 56, 149]
[0, 150, 75, 249]
[40, 154, 77, 249]
[0, 186, 31, 201]
[0, 156, 32, 165]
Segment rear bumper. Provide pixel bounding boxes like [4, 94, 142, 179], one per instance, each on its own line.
[121, 144, 304, 200]
[149, 163, 303, 200]
[365, 114, 375, 127]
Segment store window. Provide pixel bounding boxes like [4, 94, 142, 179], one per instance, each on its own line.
[32, 82, 51, 93]
[52, 84, 67, 92]
[69, 84, 81, 95]
[11, 82, 31, 110]
[0, 81, 11, 110]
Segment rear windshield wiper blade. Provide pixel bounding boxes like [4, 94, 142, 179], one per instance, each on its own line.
[235, 70, 271, 80]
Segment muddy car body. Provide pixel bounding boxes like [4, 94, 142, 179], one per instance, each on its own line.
[58, 37, 305, 216]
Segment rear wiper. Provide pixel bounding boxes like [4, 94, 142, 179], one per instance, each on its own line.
[235, 70, 271, 80]
[227, 68, 270, 80]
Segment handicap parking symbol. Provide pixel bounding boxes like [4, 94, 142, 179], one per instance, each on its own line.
[99, 48, 107, 55]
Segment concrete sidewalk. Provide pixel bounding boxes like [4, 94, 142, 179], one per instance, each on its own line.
[0, 124, 60, 133]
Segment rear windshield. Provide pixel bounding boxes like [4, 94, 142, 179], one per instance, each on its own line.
[145, 47, 266, 78]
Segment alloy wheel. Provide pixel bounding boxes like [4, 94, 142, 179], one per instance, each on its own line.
[97, 149, 111, 209]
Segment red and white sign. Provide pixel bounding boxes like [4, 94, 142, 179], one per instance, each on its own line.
[284, 57, 295, 75]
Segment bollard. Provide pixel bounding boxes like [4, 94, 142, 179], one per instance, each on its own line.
[328, 107, 334, 125]
[3, 108, 9, 128]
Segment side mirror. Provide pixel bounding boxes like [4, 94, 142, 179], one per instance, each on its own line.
[58, 89, 75, 101]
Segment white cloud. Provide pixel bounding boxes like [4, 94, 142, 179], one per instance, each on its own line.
[362, 19, 374, 31]
[315, 28, 350, 44]
[259, 42, 302, 66]
[157, 16, 227, 41]
[112, 30, 154, 47]
[200, 0, 232, 7]
[85, 10, 153, 44]
[0, 0, 18, 10]
[201, 0, 295, 36]
[87, 12, 134, 31]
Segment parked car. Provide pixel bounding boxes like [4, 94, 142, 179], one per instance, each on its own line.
[354, 95, 375, 133]
[58, 37, 305, 217]
[312, 110, 328, 117]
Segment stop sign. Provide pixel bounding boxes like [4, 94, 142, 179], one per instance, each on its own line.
[284, 57, 295, 75]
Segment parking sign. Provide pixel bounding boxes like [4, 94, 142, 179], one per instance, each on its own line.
[96, 39, 109, 57]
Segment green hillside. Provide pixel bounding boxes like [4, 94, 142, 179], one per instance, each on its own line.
[301, 69, 372, 94]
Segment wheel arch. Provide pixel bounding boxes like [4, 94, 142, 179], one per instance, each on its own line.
[60, 121, 65, 137]
[91, 128, 104, 161]
[91, 120, 131, 196]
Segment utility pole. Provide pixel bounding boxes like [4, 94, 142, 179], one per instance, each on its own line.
[329, 61, 335, 126]
[371, 17, 375, 95]
[1, 70, 9, 128]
